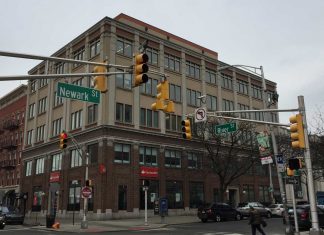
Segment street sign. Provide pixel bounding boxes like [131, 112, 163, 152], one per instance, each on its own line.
[81, 186, 92, 198]
[194, 108, 207, 123]
[215, 123, 237, 134]
[261, 156, 273, 165]
[286, 177, 299, 185]
[57, 82, 100, 104]
[276, 154, 284, 164]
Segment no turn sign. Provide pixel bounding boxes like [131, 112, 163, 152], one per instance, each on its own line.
[195, 107, 207, 123]
[81, 186, 92, 198]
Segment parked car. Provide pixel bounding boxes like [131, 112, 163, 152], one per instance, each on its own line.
[0, 214, 5, 229]
[0, 206, 24, 224]
[288, 205, 324, 230]
[269, 204, 284, 217]
[197, 202, 242, 223]
[236, 202, 272, 218]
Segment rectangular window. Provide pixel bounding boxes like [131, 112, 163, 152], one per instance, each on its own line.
[73, 47, 85, 67]
[237, 80, 249, 95]
[67, 180, 81, 211]
[87, 143, 98, 164]
[70, 149, 82, 168]
[165, 114, 182, 132]
[253, 108, 264, 121]
[206, 95, 217, 111]
[238, 103, 250, 119]
[52, 153, 62, 171]
[90, 38, 100, 58]
[187, 152, 202, 169]
[25, 161, 32, 176]
[32, 186, 43, 211]
[165, 149, 181, 168]
[116, 37, 133, 57]
[30, 80, 37, 93]
[205, 69, 217, 85]
[166, 181, 183, 209]
[36, 125, 45, 142]
[26, 129, 33, 145]
[259, 185, 270, 203]
[39, 78, 48, 88]
[118, 185, 127, 210]
[187, 89, 201, 107]
[189, 182, 204, 208]
[116, 103, 132, 124]
[53, 91, 63, 107]
[140, 78, 159, 96]
[87, 104, 98, 124]
[71, 110, 82, 130]
[38, 97, 47, 114]
[55, 62, 65, 74]
[186, 61, 200, 79]
[114, 143, 130, 164]
[139, 146, 158, 166]
[164, 53, 181, 72]
[72, 78, 83, 86]
[140, 108, 159, 128]
[52, 118, 62, 137]
[243, 184, 255, 202]
[146, 47, 158, 66]
[222, 99, 234, 111]
[116, 69, 132, 89]
[251, 84, 263, 100]
[221, 73, 233, 90]
[35, 157, 45, 175]
[169, 83, 181, 102]
[28, 103, 35, 119]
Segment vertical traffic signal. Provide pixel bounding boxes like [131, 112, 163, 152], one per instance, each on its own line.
[164, 101, 175, 113]
[289, 114, 305, 148]
[134, 53, 149, 87]
[286, 167, 294, 176]
[93, 65, 107, 92]
[181, 119, 192, 140]
[288, 158, 302, 170]
[59, 131, 68, 149]
[152, 80, 169, 111]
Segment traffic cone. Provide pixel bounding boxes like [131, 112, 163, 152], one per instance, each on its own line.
[52, 222, 60, 229]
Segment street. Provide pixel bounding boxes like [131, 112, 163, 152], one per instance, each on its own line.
[0, 218, 288, 235]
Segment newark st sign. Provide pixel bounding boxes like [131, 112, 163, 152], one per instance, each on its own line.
[57, 82, 100, 104]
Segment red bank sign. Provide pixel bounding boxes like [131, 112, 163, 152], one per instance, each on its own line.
[50, 171, 60, 183]
[140, 166, 158, 178]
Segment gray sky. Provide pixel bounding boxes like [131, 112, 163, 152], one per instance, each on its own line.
[0, 0, 323, 127]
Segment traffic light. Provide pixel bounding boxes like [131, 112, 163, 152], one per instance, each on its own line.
[86, 179, 92, 187]
[164, 100, 174, 113]
[59, 131, 68, 149]
[289, 114, 305, 148]
[288, 158, 302, 170]
[143, 179, 150, 187]
[181, 119, 192, 140]
[134, 53, 149, 87]
[286, 167, 294, 176]
[93, 65, 107, 92]
[151, 80, 169, 111]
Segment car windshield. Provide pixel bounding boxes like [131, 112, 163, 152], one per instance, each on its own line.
[238, 203, 248, 207]
[269, 204, 278, 208]
[0, 207, 9, 213]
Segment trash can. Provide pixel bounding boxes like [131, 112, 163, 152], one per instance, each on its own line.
[46, 215, 55, 228]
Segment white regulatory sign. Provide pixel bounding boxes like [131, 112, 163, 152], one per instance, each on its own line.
[195, 108, 207, 123]
[261, 156, 273, 165]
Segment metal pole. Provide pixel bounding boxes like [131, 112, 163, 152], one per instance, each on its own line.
[144, 188, 148, 226]
[299, 96, 320, 233]
[291, 184, 300, 234]
[73, 185, 76, 226]
[81, 153, 89, 229]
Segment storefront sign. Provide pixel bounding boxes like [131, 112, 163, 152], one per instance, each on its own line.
[140, 166, 158, 178]
[50, 172, 60, 183]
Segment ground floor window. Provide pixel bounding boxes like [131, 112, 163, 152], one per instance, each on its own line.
[243, 184, 255, 202]
[258, 185, 270, 203]
[67, 181, 80, 211]
[139, 180, 159, 209]
[32, 186, 44, 212]
[166, 181, 183, 209]
[189, 182, 204, 208]
[118, 185, 127, 210]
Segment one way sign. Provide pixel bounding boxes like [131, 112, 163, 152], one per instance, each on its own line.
[286, 177, 299, 185]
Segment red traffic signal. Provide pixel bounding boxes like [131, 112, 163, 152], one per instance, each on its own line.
[59, 131, 68, 149]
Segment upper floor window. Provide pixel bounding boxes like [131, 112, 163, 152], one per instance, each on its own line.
[36, 125, 45, 142]
[52, 118, 62, 137]
[205, 69, 217, 85]
[70, 149, 82, 168]
[253, 108, 264, 121]
[72, 78, 83, 86]
[87, 143, 98, 164]
[35, 157, 45, 175]
[116, 37, 132, 57]
[237, 79, 249, 95]
[186, 61, 200, 79]
[141, 78, 158, 96]
[251, 84, 263, 100]
[28, 103, 35, 119]
[221, 73, 233, 90]
[55, 62, 65, 74]
[26, 129, 33, 145]
[187, 152, 202, 169]
[165, 114, 182, 132]
[169, 83, 181, 102]
[25, 161, 32, 176]
[222, 99, 234, 111]
[139, 146, 157, 166]
[271, 113, 278, 123]
[114, 143, 130, 164]
[38, 97, 47, 114]
[71, 110, 82, 130]
[238, 103, 250, 119]
[165, 149, 181, 168]
[39, 78, 48, 88]
[116, 103, 132, 124]
[53, 91, 63, 107]
[116, 69, 132, 90]
[164, 53, 181, 72]
[90, 38, 100, 58]
[187, 89, 201, 107]
[73, 47, 85, 67]
[52, 153, 62, 171]
[30, 80, 37, 93]
[146, 47, 158, 66]
[140, 108, 159, 128]
[87, 104, 98, 124]
[206, 95, 217, 111]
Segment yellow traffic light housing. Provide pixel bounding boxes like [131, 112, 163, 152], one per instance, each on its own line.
[152, 80, 171, 112]
[289, 114, 305, 148]
[93, 65, 107, 92]
[181, 119, 192, 140]
[59, 131, 68, 149]
[156, 80, 169, 100]
[286, 167, 294, 176]
[134, 53, 149, 87]
[151, 98, 164, 111]
[164, 100, 174, 113]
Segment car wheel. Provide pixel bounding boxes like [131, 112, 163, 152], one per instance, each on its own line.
[214, 214, 221, 222]
[236, 213, 242, 221]
[267, 212, 272, 218]
[201, 218, 207, 223]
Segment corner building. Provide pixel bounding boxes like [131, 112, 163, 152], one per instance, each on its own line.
[21, 13, 279, 219]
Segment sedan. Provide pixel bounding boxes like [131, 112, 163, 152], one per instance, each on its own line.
[269, 204, 284, 217]
[236, 202, 272, 218]
[288, 205, 324, 230]
[197, 202, 242, 223]
[0, 206, 24, 224]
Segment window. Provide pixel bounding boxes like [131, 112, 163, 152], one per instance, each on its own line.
[166, 181, 183, 209]
[165, 149, 181, 168]
[35, 157, 45, 175]
[222, 99, 234, 111]
[238, 103, 250, 119]
[237, 79, 249, 95]
[116, 37, 132, 57]
[71, 110, 82, 130]
[67, 180, 81, 211]
[55, 62, 65, 74]
[259, 185, 270, 203]
[187, 152, 202, 169]
[87, 143, 98, 164]
[221, 73, 233, 90]
[39, 78, 48, 88]
[36, 125, 45, 142]
[71, 149, 82, 168]
[164, 53, 181, 72]
[90, 38, 100, 58]
[38, 97, 47, 114]
[206, 95, 217, 111]
[187, 89, 201, 107]
[169, 83, 181, 102]
[114, 143, 130, 164]
[140, 180, 159, 209]
[30, 80, 37, 93]
[140, 108, 159, 128]
[53, 91, 63, 107]
[243, 185, 255, 201]
[72, 78, 83, 86]
[87, 104, 98, 124]
[116, 69, 132, 89]
[165, 114, 182, 132]
[26, 129, 33, 145]
[73, 47, 85, 67]
[28, 103, 35, 119]
[118, 185, 127, 210]
[32, 186, 43, 212]
[251, 84, 263, 100]
[253, 108, 264, 121]
[52, 153, 62, 171]
[139, 146, 158, 166]
[140, 78, 158, 96]
[52, 118, 62, 137]
[189, 182, 204, 208]
[146, 47, 158, 65]
[271, 113, 278, 123]
[25, 161, 32, 176]
[186, 61, 200, 79]
[205, 69, 217, 85]
[116, 103, 132, 123]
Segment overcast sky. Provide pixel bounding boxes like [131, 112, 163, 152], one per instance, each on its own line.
[0, 0, 323, 128]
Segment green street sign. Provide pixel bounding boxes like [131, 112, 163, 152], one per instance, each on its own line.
[57, 82, 100, 104]
[215, 122, 237, 134]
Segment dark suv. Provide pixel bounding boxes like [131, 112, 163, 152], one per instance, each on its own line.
[197, 203, 242, 223]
